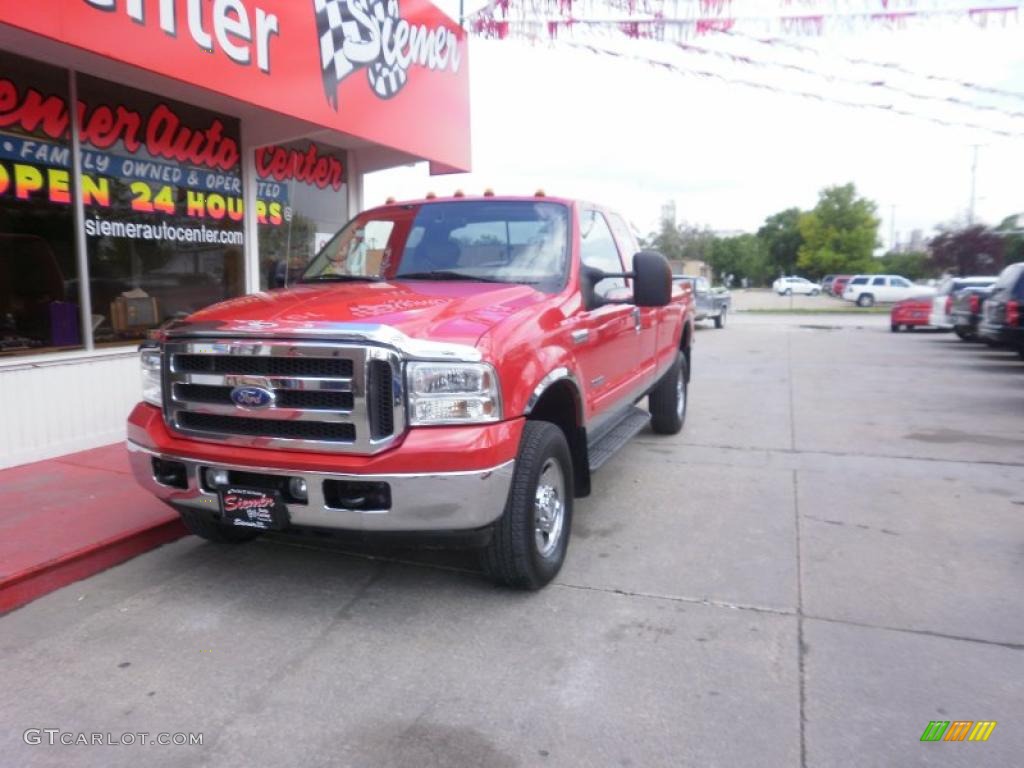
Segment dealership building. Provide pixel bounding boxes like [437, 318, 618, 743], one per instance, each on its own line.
[0, 0, 470, 468]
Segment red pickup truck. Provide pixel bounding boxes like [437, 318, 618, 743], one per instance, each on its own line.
[128, 195, 695, 588]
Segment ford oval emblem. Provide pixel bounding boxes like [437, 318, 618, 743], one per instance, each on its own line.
[230, 386, 276, 409]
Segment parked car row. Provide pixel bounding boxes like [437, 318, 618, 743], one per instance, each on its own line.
[890, 264, 1024, 361]
[778, 273, 933, 307]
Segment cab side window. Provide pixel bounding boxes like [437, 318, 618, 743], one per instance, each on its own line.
[580, 209, 626, 297]
[871, 276, 887, 286]
[606, 212, 640, 264]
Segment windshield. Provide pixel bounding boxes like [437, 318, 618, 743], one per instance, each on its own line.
[301, 200, 570, 290]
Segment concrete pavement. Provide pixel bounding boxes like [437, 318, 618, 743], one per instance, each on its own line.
[2, 313, 1022, 767]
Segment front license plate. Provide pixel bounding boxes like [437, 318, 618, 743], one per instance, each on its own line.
[219, 486, 289, 531]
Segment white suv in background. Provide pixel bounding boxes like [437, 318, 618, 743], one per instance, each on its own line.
[773, 276, 822, 296]
[929, 276, 997, 328]
[842, 274, 932, 306]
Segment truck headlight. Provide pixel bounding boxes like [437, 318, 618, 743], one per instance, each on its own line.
[140, 347, 163, 407]
[407, 362, 502, 425]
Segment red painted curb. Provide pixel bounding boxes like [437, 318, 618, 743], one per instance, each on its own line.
[0, 518, 187, 615]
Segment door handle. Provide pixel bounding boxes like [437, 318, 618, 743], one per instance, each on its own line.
[632, 306, 641, 333]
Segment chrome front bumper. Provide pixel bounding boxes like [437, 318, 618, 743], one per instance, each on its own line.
[127, 441, 514, 532]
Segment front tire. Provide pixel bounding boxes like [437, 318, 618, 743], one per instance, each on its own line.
[714, 308, 726, 329]
[954, 327, 971, 341]
[890, 323, 899, 333]
[649, 351, 688, 435]
[857, 293, 875, 307]
[177, 508, 263, 543]
[482, 422, 573, 590]
[810, 289, 820, 296]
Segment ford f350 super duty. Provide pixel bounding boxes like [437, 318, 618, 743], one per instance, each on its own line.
[128, 195, 695, 588]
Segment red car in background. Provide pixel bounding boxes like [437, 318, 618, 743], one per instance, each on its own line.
[831, 275, 852, 297]
[891, 297, 933, 332]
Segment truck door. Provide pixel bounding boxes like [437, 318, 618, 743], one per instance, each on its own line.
[606, 211, 660, 382]
[572, 209, 653, 421]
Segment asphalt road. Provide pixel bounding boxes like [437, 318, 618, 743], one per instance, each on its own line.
[3, 314, 1023, 768]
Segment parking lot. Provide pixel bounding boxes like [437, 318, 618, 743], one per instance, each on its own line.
[2, 312, 1023, 768]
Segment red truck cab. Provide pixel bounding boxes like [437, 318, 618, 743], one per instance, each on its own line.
[128, 195, 695, 588]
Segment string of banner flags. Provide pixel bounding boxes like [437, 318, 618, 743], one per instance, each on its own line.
[465, 0, 1024, 136]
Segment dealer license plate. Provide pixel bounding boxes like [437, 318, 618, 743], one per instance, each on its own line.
[219, 486, 289, 531]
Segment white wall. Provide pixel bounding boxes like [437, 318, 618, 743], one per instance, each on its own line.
[0, 350, 141, 469]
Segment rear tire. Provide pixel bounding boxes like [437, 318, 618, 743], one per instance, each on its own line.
[714, 308, 726, 329]
[177, 508, 263, 543]
[649, 352, 688, 435]
[954, 327, 971, 341]
[784, 288, 792, 296]
[482, 422, 573, 590]
[857, 294, 875, 307]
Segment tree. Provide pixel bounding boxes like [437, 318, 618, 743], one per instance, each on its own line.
[648, 219, 716, 264]
[757, 208, 804, 277]
[995, 214, 1024, 267]
[708, 234, 771, 286]
[796, 183, 880, 278]
[928, 225, 1004, 276]
[877, 251, 933, 281]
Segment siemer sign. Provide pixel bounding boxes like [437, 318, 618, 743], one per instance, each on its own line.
[82, 0, 461, 108]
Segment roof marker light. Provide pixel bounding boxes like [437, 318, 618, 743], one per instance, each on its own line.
[454, 189, 465, 198]
[425, 191, 437, 200]
[483, 188, 495, 197]
[535, 189, 546, 197]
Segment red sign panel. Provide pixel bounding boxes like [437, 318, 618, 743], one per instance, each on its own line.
[0, 0, 471, 171]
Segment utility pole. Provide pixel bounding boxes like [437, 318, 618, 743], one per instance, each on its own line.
[890, 204, 897, 252]
[968, 144, 981, 226]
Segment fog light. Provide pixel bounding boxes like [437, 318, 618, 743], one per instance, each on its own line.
[288, 477, 308, 502]
[205, 468, 230, 489]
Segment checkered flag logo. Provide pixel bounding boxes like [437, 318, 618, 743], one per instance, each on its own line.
[314, 0, 408, 110]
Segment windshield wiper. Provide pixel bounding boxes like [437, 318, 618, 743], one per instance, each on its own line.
[301, 274, 382, 283]
[393, 270, 505, 283]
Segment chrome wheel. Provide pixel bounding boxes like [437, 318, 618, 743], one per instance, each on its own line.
[676, 368, 685, 421]
[534, 458, 566, 558]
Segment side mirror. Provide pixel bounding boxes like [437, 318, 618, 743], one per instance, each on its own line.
[579, 265, 606, 311]
[632, 250, 672, 307]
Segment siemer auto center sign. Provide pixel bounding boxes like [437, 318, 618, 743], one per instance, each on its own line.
[2, 0, 471, 171]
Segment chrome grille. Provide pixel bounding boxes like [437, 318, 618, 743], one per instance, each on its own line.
[163, 340, 404, 454]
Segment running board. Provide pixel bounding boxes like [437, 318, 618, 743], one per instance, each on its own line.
[587, 406, 651, 472]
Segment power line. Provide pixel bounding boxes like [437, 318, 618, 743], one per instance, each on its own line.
[720, 28, 1024, 104]
[550, 38, 1024, 137]
[671, 39, 1024, 121]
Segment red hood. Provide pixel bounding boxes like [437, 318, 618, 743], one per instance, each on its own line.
[181, 280, 549, 347]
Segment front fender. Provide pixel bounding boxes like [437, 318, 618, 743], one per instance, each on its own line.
[499, 345, 583, 422]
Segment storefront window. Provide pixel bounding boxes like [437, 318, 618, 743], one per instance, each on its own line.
[256, 141, 347, 290]
[0, 53, 80, 357]
[77, 75, 245, 345]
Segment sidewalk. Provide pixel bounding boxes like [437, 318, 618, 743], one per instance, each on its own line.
[0, 443, 185, 614]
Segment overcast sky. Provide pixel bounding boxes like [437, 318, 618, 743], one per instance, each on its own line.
[366, 10, 1024, 250]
